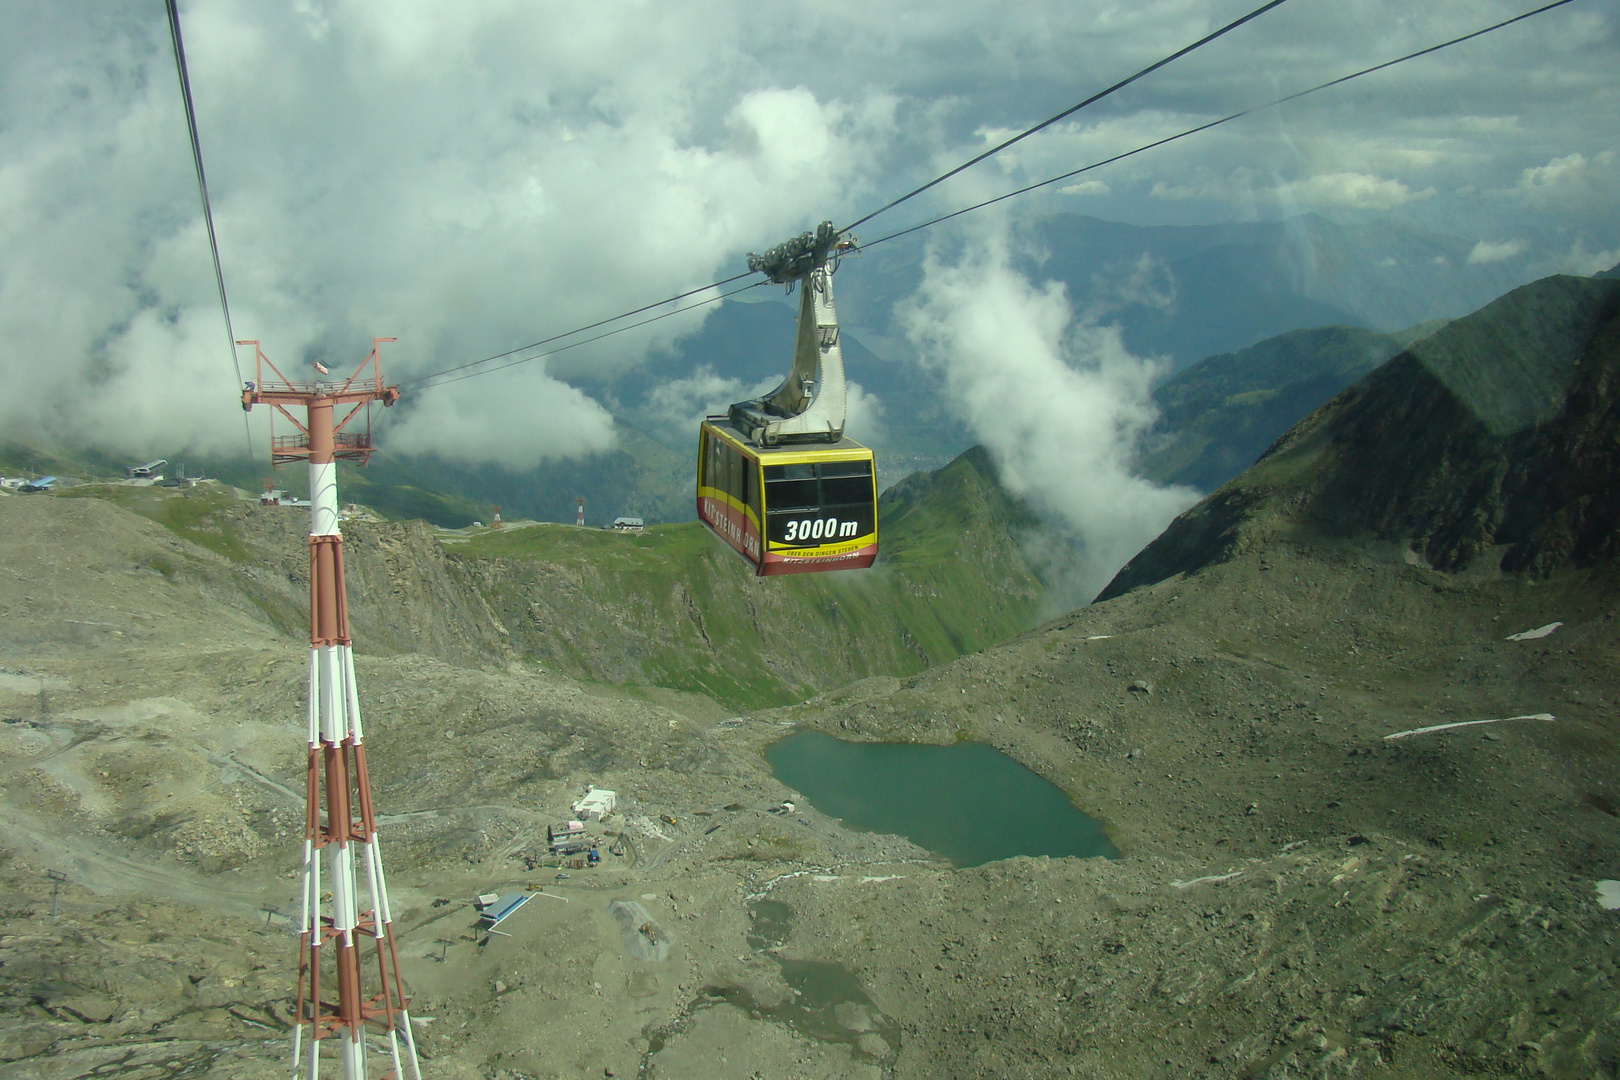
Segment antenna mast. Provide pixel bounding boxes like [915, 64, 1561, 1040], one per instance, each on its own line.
[240, 339, 419, 1080]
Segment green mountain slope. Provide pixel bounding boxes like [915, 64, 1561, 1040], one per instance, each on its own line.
[452, 446, 1045, 709]
[1138, 321, 1445, 493]
[17, 439, 1051, 713]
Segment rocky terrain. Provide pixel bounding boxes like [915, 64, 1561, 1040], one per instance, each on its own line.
[2, 272, 1618, 1079]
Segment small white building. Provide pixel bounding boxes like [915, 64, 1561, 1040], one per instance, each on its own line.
[571, 787, 617, 821]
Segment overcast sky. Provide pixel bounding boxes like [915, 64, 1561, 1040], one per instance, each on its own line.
[2, 0, 1616, 464]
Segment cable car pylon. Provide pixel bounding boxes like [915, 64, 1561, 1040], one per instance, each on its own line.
[240, 339, 420, 1080]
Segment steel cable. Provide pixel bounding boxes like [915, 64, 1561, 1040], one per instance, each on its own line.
[400, 0, 1297, 393]
[838, 0, 1295, 235]
[164, 0, 255, 459]
[854, 0, 1578, 255]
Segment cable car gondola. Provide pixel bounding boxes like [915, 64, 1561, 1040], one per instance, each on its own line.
[697, 223, 878, 576]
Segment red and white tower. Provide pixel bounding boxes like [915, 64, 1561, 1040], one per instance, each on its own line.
[240, 339, 419, 1080]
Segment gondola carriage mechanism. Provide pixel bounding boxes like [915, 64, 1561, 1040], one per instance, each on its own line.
[697, 222, 879, 576]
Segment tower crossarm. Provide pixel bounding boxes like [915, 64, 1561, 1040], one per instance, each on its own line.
[239, 340, 401, 466]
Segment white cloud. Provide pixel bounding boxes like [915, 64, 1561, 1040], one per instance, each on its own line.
[1467, 238, 1527, 265]
[384, 363, 616, 467]
[2, 1, 1617, 467]
[1085, 253, 1176, 318]
[630, 366, 886, 450]
[0, 5, 896, 461]
[844, 380, 888, 446]
[899, 225, 1197, 601]
[635, 367, 778, 444]
[1559, 240, 1620, 277]
[1149, 170, 1434, 212]
[1282, 173, 1436, 212]
[1513, 151, 1619, 208]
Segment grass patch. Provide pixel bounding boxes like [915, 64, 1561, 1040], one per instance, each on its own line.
[453, 478, 1044, 712]
[461, 521, 711, 567]
[54, 485, 251, 562]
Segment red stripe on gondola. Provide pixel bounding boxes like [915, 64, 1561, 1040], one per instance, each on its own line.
[759, 542, 878, 576]
[698, 493, 762, 565]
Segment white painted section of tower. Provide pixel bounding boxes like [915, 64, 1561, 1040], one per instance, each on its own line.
[310, 461, 341, 536]
[361, 840, 405, 1080]
[402, 1017, 423, 1080]
[331, 844, 358, 944]
[341, 646, 363, 742]
[293, 647, 316, 1080]
[338, 1023, 364, 1080]
[307, 655, 320, 745]
[363, 842, 385, 936]
[366, 838, 392, 921]
[317, 647, 344, 742]
[293, 455, 415, 1080]
[297, 844, 321, 1079]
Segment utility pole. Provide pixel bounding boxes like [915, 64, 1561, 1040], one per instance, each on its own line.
[240, 339, 419, 1080]
[46, 870, 66, 918]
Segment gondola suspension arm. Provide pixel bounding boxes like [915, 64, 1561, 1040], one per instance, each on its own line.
[728, 222, 857, 447]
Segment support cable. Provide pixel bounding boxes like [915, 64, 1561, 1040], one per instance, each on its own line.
[395, 0, 1573, 400]
[409, 279, 769, 393]
[839, 0, 1294, 235]
[400, 270, 756, 389]
[164, 0, 254, 459]
[397, 0, 1292, 392]
[854, 0, 1576, 254]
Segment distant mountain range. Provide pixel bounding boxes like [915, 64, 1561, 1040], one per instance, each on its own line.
[827, 211, 1531, 368]
[8, 212, 1565, 530]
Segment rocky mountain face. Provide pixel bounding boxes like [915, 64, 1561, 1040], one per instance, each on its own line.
[1102, 274, 1620, 601]
[757, 270, 1620, 1077]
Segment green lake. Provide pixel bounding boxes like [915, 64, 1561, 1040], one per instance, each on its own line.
[764, 729, 1117, 867]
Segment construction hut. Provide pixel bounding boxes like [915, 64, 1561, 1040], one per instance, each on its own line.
[548, 820, 590, 855]
[572, 787, 617, 821]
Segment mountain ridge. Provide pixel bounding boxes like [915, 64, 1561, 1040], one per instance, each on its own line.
[1100, 273, 1620, 601]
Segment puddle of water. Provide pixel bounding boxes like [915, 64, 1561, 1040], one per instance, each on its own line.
[765, 728, 1118, 867]
[644, 899, 900, 1072]
[722, 899, 899, 1061]
[699, 959, 898, 1062]
[747, 898, 792, 951]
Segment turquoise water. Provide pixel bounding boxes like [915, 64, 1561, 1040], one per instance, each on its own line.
[764, 729, 1117, 867]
